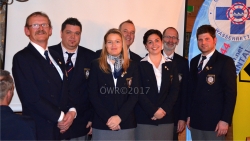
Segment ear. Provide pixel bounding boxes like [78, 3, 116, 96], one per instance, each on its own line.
[6, 89, 14, 105]
[214, 37, 217, 45]
[24, 27, 30, 37]
[176, 38, 179, 45]
[48, 27, 52, 36]
[60, 30, 63, 38]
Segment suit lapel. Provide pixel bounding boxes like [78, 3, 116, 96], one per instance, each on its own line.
[28, 44, 62, 87]
[142, 62, 158, 92]
[103, 64, 116, 87]
[70, 47, 88, 82]
[159, 62, 170, 94]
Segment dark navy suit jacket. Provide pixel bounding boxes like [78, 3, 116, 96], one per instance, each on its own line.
[96, 49, 142, 63]
[0, 106, 36, 140]
[12, 43, 69, 140]
[88, 59, 139, 130]
[188, 50, 236, 131]
[171, 53, 189, 125]
[135, 59, 179, 125]
[49, 43, 96, 138]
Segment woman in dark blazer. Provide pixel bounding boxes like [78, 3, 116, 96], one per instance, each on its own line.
[88, 28, 139, 140]
[135, 29, 179, 141]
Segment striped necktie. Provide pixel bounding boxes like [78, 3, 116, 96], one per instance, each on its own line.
[66, 52, 75, 79]
[197, 56, 207, 74]
[44, 50, 52, 65]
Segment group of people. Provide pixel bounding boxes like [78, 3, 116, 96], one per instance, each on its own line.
[0, 11, 236, 141]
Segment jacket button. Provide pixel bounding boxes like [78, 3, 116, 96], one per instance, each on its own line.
[47, 80, 50, 83]
[51, 95, 54, 97]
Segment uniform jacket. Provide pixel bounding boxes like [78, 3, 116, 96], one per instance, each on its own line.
[188, 50, 237, 131]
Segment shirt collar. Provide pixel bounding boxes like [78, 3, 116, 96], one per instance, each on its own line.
[162, 50, 174, 60]
[141, 54, 170, 63]
[61, 42, 78, 55]
[201, 49, 215, 59]
[30, 41, 47, 57]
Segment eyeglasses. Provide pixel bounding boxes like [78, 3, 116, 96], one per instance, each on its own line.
[28, 23, 50, 29]
[164, 36, 178, 40]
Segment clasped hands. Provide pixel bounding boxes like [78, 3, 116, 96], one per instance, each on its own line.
[151, 107, 166, 120]
[106, 115, 121, 131]
[57, 111, 76, 133]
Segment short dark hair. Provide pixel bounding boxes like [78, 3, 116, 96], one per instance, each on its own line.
[61, 17, 82, 32]
[119, 20, 134, 30]
[196, 25, 216, 39]
[162, 27, 179, 39]
[143, 29, 162, 45]
[25, 11, 52, 28]
[0, 70, 14, 100]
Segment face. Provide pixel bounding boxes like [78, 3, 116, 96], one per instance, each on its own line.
[145, 34, 162, 55]
[24, 15, 52, 45]
[163, 28, 179, 51]
[105, 33, 123, 57]
[197, 33, 216, 56]
[61, 24, 81, 52]
[120, 23, 135, 48]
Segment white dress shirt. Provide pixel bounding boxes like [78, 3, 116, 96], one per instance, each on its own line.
[141, 55, 171, 92]
[107, 58, 118, 87]
[61, 43, 78, 65]
[198, 49, 215, 69]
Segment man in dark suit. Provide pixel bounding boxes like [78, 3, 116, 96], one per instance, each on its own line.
[162, 27, 189, 140]
[0, 70, 36, 140]
[187, 25, 236, 141]
[12, 12, 76, 140]
[96, 20, 141, 62]
[49, 17, 96, 140]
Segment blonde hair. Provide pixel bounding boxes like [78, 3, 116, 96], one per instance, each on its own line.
[99, 28, 130, 73]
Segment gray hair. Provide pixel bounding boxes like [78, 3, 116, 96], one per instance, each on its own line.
[0, 70, 14, 100]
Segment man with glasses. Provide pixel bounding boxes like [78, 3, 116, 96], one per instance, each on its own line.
[162, 27, 189, 140]
[12, 11, 72, 140]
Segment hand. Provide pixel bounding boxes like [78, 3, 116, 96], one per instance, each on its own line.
[106, 115, 121, 130]
[187, 117, 190, 129]
[151, 116, 157, 120]
[215, 120, 229, 136]
[57, 111, 76, 133]
[154, 108, 166, 119]
[177, 120, 186, 133]
[111, 125, 121, 131]
[86, 121, 92, 135]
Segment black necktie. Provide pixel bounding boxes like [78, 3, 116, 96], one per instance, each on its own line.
[197, 56, 207, 74]
[44, 50, 51, 64]
[66, 52, 75, 79]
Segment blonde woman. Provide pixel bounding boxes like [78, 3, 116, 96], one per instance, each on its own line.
[88, 28, 139, 140]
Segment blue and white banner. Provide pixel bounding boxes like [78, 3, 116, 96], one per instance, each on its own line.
[188, 0, 250, 75]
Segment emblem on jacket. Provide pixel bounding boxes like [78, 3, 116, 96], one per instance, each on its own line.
[170, 75, 173, 83]
[126, 77, 132, 88]
[165, 66, 169, 70]
[206, 74, 215, 85]
[178, 73, 182, 82]
[121, 71, 127, 77]
[84, 68, 90, 79]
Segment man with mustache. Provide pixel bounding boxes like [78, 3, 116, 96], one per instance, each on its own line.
[96, 20, 141, 62]
[12, 11, 72, 140]
[162, 27, 189, 140]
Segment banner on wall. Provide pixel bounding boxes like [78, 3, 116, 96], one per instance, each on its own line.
[187, 0, 250, 140]
[188, 0, 250, 75]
